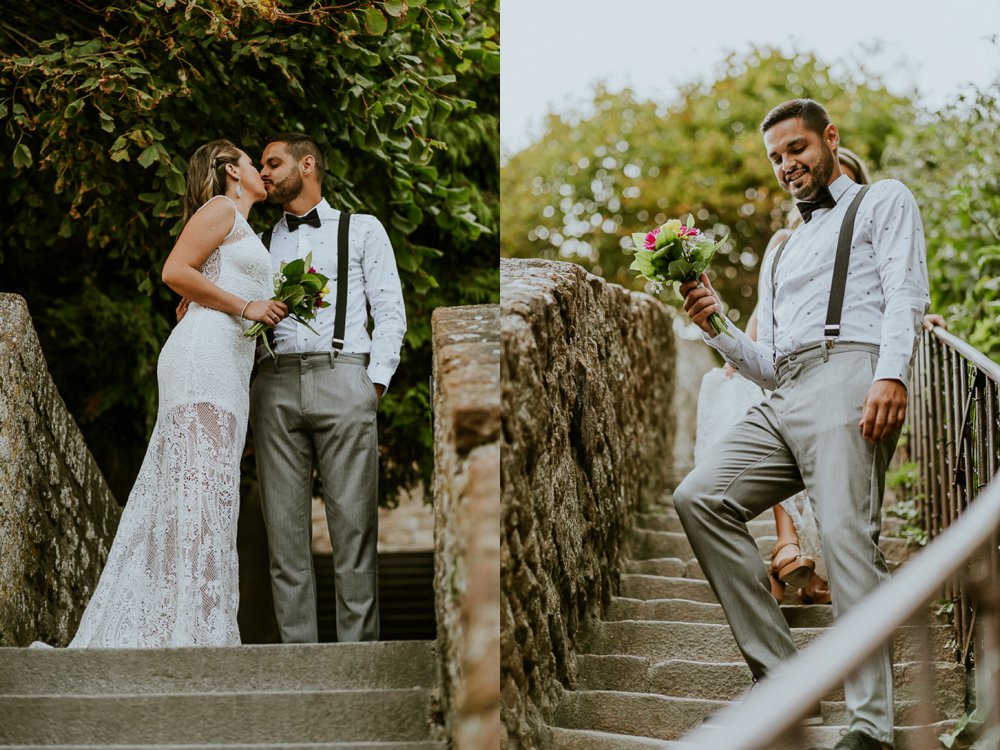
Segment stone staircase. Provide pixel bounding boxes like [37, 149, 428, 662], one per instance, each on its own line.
[0, 640, 445, 748]
[548, 492, 966, 749]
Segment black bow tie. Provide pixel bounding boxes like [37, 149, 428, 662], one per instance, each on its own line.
[796, 186, 836, 223]
[285, 208, 322, 232]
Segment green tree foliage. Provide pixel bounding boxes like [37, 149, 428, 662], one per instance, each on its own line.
[882, 82, 1000, 359]
[1, 0, 499, 502]
[500, 48, 916, 325]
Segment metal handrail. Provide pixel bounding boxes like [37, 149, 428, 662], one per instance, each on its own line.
[928, 327, 1000, 384]
[682, 474, 1000, 749]
[911, 326, 1000, 663]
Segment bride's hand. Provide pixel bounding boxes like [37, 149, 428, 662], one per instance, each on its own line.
[244, 300, 289, 328]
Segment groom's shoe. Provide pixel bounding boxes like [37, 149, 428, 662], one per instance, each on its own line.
[811, 729, 892, 750]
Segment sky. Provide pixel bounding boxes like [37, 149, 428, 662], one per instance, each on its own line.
[500, 0, 1000, 156]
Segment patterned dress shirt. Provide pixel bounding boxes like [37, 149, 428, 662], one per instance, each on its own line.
[263, 198, 407, 390]
[706, 174, 930, 391]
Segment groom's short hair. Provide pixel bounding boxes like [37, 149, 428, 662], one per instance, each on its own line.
[269, 132, 325, 183]
[759, 99, 831, 137]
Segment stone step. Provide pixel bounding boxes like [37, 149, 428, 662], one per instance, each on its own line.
[634, 508, 905, 537]
[681, 555, 899, 582]
[0, 689, 435, 745]
[606, 597, 835, 628]
[633, 512, 776, 538]
[554, 690, 723, 740]
[580, 621, 954, 664]
[620, 576, 716, 604]
[575, 654, 965, 703]
[754, 535, 916, 565]
[629, 530, 915, 566]
[548, 726, 685, 749]
[551, 716, 958, 750]
[623, 558, 689, 578]
[627, 530, 694, 561]
[555, 690, 962, 742]
[0, 642, 436, 695]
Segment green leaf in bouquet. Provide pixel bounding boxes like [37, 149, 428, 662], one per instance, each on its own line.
[658, 239, 684, 261]
[667, 258, 695, 281]
[629, 251, 655, 278]
[282, 258, 306, 280]
[686, 213, 695, 229]
[630, 232, 647, 251]
[301, 276, 323, 294]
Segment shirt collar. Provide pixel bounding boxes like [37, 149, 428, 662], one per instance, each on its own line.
[829, 173, 857, 204]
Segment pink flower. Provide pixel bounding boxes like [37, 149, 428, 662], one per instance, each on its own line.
[308, 266, 317, 274]
[643, 227, 660, 250]
[679, 226, 700, 238]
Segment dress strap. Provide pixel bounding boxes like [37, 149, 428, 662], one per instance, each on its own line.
[195, 195, 240, 238]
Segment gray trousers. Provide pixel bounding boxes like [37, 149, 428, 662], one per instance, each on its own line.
[249, 351, 380, 643]
[674, 343, 897, 744]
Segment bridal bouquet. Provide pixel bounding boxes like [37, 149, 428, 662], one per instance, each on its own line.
[244, 251, 331, 358]
[627, 215, 731, 337]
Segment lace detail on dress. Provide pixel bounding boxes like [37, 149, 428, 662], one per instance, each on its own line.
[200, 248, 221, 281]
[69, 403, 242, 648]
[221, 224, 251, 245]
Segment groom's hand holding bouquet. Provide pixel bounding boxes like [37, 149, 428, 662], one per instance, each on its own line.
[680, 274, 727, 338]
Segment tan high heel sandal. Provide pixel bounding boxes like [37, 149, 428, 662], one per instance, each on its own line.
[770, 541, 816, 589]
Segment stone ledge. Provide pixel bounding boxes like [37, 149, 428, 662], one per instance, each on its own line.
[432, 304, 501, 750]
[0, 293, 120, 646]
[500, 259, 678, 748]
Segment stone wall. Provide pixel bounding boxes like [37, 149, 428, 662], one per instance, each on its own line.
[500, 258, 678, 748]
[0, 294, 120, 646]
[431, 304, 502, 750]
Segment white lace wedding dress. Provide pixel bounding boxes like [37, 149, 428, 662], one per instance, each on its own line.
[694, 367, 826, 578]
[66, 196, 271, 647]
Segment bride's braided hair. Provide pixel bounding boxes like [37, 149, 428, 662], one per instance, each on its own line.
[181, 139, 242, 224]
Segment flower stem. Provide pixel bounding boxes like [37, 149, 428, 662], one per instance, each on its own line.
[709, 312, 733, 338]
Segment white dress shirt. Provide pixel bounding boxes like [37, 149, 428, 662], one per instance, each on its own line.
[707, 174, 930, 391]
[263, 198, 407, 389]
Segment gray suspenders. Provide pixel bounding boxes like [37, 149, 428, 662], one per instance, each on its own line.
[261, 211, 352, 351]
[769, 184, 871, 364]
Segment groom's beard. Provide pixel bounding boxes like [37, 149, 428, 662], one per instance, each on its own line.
[784, 144, 835, 201]
[265, 171, 304, 205]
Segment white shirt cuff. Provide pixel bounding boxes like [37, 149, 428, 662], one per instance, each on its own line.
[368, 364, 394, 392]
[701, 318, 741, 355]
[873, 355, 912, 391]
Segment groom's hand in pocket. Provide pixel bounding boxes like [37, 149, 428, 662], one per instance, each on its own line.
[680, 273, 724, 337]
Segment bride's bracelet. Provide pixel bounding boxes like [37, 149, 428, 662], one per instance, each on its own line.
[239, 300, 252, 322]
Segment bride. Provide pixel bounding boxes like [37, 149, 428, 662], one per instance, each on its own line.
[45, 140, 288, 647]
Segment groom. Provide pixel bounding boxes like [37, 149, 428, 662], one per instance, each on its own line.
[249, 133, 406, 643]
[676, 100, 929, 750]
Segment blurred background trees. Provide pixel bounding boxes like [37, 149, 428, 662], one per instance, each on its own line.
[501, 47, 998, 357]
[1, 0, 499, 503]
